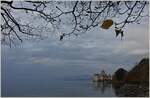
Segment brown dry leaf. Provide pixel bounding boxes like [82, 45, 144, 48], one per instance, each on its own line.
[101, 19, 113, 29]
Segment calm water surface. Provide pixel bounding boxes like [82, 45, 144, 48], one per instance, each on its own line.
[1, 63, 116, 97]
[2, 73, 116, 96]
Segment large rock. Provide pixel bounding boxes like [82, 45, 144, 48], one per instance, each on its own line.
[112, 68, 128, 82]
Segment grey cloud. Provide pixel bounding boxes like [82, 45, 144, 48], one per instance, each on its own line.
[1, 16, 149, 75]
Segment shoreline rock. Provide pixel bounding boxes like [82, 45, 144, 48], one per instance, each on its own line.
[112, 58, 149, 83]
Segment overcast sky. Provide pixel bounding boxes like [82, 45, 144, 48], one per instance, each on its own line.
[2, 16, 149, 76]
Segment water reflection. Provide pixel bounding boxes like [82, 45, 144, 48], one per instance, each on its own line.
[93, 81, 112, 94]
[93, 81, 149, 97]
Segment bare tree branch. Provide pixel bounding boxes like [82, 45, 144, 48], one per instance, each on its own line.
[1, 1, 149, 44]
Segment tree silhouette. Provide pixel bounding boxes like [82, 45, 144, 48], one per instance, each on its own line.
[1, 1, 149, 46]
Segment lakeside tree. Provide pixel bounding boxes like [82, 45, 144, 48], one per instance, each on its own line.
[1, 1, 149, 46]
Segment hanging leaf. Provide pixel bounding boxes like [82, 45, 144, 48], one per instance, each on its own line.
[59, 33, 65, 41]
[115, 28, 124, 39]
[120, 30, 124, 40]
[60, 35, 63, 41]
[101, 19, 113, 29]
[115, 29, 121, 37]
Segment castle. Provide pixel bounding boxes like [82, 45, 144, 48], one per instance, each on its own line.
[93, 70, 111, 82]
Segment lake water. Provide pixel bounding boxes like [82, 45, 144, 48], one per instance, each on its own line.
[2, 72, 116, 97]
[1, 69, 148, 97]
